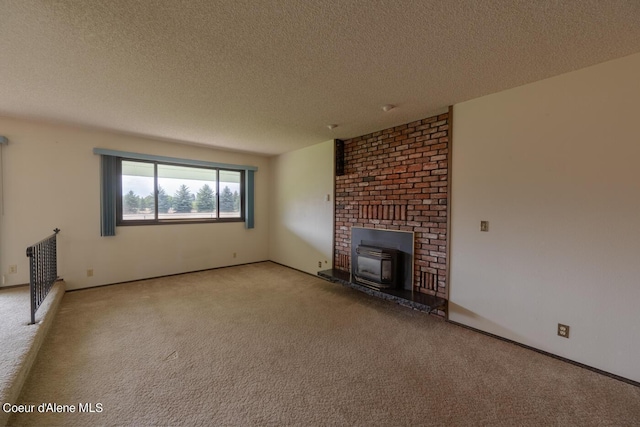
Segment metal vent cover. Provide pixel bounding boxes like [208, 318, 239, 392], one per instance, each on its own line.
[356, 245, 393, 259]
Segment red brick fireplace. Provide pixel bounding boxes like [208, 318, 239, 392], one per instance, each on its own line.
[333, 110, 451, 308]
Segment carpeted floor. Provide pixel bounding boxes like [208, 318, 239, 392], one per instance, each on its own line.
[0, 286, 36, 404]
[0, 282, 64, 427]
[7, 262, 640, 426]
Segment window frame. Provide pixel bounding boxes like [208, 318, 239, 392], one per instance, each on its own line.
[116, 157, 245, 226]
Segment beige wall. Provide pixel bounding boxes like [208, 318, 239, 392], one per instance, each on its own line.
[0, 117, 270, 290]
[269, 140, 334, 275]
[449, 53, 640, 382]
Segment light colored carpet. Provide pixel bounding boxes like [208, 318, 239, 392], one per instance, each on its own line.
[7, 262, 640, 426]
[0, 282, 64, 427]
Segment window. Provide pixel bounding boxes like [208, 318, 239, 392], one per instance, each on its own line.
[96, 148, 256, 236]
[117, 158, 244, 225]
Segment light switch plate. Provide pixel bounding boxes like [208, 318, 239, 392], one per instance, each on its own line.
[480, 221, 489, 232]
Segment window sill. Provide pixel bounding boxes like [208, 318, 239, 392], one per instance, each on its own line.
[116, 218, 245, 226]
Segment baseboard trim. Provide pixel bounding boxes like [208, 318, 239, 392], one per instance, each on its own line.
[65, 261, 270, 293]
[269, 261, 321, 278]
[0, 283, 29, 290]
[447, 320, 640, 388]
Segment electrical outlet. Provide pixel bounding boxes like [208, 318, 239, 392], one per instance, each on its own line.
[9, 264, 17, 274]
[87, 269, 94, 277]
[233, 252, 237, 258]
[558, 323, 570, 338]
[480, 221, 489, 232]
[318, 261, 322, 268]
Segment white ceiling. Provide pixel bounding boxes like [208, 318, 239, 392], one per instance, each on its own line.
[1, 1, 639, 156]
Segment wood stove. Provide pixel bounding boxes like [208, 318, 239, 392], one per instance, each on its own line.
[354, 245, 399, 290]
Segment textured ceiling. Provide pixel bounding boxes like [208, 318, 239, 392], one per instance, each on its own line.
[1, 1, 639, 155]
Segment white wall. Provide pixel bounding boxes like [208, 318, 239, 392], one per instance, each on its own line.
[449, 53, 640, 382]
[0, 117, 270, 290]
[269, 140, 334, 275]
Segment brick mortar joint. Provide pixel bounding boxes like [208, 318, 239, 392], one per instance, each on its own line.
[333, 113, 450, 291]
